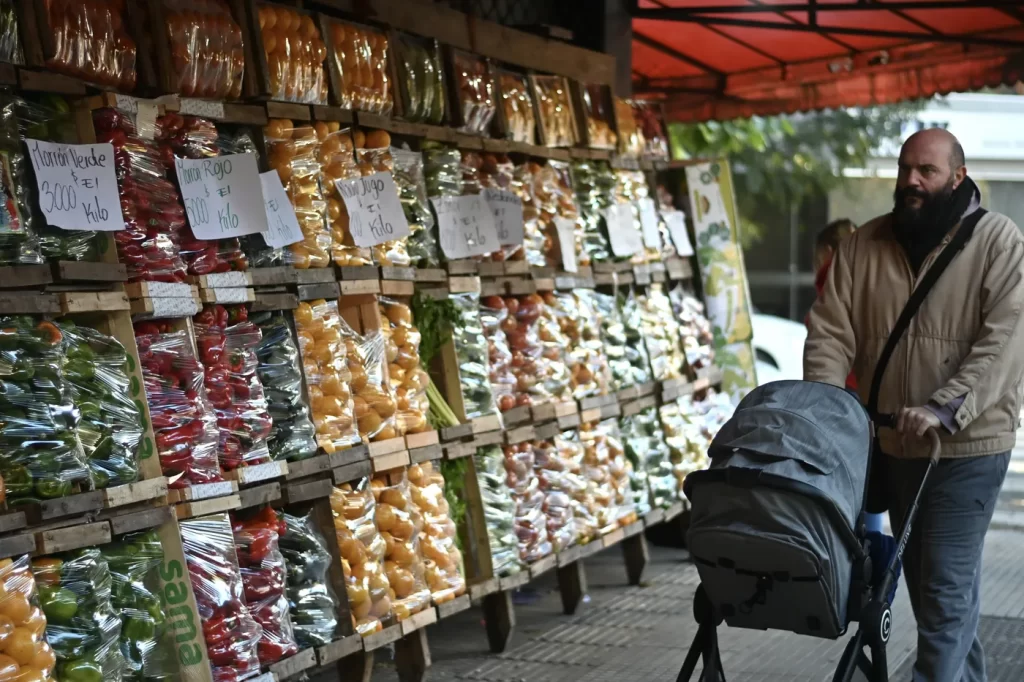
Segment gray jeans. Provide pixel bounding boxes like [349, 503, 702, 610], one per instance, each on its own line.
[886, 452, 1011, 682]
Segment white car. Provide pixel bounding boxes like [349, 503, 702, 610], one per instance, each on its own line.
[751, 313, 807, 386]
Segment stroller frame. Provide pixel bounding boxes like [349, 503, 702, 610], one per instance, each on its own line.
[675, 427, 941, 682]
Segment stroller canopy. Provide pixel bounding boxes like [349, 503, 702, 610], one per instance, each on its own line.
[704, 380, 872, 530]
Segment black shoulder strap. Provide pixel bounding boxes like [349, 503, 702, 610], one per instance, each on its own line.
[867, 209, 988, 422]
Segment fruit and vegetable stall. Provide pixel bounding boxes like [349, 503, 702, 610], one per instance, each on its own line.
[0, 1, 756, 682]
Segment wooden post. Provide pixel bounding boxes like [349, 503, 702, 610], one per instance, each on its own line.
[622, 532, 649, 586]
[557, 560, 587, 615]
[338, 650, 374, 682]
[394, 628, 431, 682]
[482, 590, 515, 653]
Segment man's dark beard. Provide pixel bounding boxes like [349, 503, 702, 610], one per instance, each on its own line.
[890, 176, 972, 272]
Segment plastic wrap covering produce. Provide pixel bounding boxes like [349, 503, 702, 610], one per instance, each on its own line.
[538, 160, 585, 268]
[317, 125, 369, 268]
[503, 444, 552, 564]
[497, 71, 534, 144]
[578, 421, 621, 535]
[500, 294, 557, 410]
[621, 407, 672, 510]
[180, 514, 262, 682]
[379, 299, 430, 436]
[194, 305, 273, 471]
[570, 160, 614, 265]
[0, 556, 54, 682]
[293, 299, 360, 454]
[655, 184, 678, 260]
[371, 474, 431, 620]
[232, 508, 299, 665]
[157, 114, 248, 275]
[581, 85, 616, 150]
[331, 480, 394, 636]
[102, 530, 174, 682]
[619, 289, 653, 386]
[326, 20, 392, 115]
[633, 101, 670, 161]
[34, 548, 126, 682]
[407, 462, 465, 603]
[474, 446, 523, 577]
[394, 35, 444, 125]
[450, 51, 495, 135]
[515, 162, 546, 268]
[533, 76, 576, 147]
[342, 320, 401, 443]
[252, 312, 317, 463]
[391, 147, 439, 268]
[134, 322, 222, 488]
[478, 153, 524, 264]
[358, 134, 412, 267]
[278, 510, 338, 648]
[0, 95, 41, 265]
[59, 322, 143, 489]
[549, 292, 612, 399]
[616, 99, 643, 158]
[95, 108, 188, 283]
[670, 286, 716, 373]
[450, 293, 499, 420]
[0, 317, 89, 502]
[601, 418, 639, 524]
[616, 169, 659, 262]
[264, 119, 330, 269]
[479, 296, 516, 414]
[659, 400, 694, 497]
[581, 290, 648, 392]
[164, 0, 244, 98]
[530, 439, 575, 553]
[534, 295, 573, 405]
[539, 431, 597, 544]
[679, 392, 733, 471]
[423, 143, 462, 201]
[638, 285, 686, 381]
[0, 1, 22, 64]
[46, 0, 136, 89]
[256, 6, 328, 105]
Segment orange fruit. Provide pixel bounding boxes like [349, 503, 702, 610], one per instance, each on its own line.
[20, 609, 42, 639]
[0, 596, 29, 626]
[4, 627, 37, 665]
[16, 667, 46, 682]
[0, 655, 17, 682]
[0, 616, 13, 649]
[30, 641, 54, 675]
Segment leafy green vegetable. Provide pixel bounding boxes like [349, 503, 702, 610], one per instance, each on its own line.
[410, 291, 462, 365]
[440, 458, 470, 552]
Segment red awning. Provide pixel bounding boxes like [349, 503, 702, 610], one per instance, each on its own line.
[631, 1, 1024, 121]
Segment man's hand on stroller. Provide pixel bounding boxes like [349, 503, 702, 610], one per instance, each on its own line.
[897, 406, 941, 437]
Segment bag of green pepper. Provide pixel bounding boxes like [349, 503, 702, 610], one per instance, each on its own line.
[391, 147, 439, 269]
[59, 322, 143, 488]
[449, 293, 499, 421]
[473, 445, 522, 578]
[101, 531, 175, 682]
[278, 511, 339, 648]
[0, 94, 42, 265]
[33, 548, 127, 682]
[0, 317, 91, 503]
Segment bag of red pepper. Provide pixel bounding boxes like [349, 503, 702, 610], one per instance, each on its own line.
[194, 305, 274, 471]
[232, 507, 299, 665]
[180, 513, 262, 682]
[93, 107, 189, 283]
[134, 321, 223, 488]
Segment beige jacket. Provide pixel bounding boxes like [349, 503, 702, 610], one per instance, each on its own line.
[804, 210, 1024, 458]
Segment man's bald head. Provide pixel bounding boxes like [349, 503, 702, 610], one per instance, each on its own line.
[901, 128, 966, 180]
[893, 127, 969, 232]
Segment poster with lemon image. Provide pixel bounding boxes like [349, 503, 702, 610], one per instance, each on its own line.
[685, 160, 757, 399]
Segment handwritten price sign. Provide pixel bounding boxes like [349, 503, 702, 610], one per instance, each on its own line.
[26, 140, 125, 231]
[335, 172, 410, 247]
[483, 188, 524, 247]
[174, 152, 268, 240]
[605, 203, 643, 257]
[259, 172, 304, 248]
[432, 195, 499, 259]
[637, 197, 662, 250]
[663, 210, 694, 257]
[554, 216, 578, 273]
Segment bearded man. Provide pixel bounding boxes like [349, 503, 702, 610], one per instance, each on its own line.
[804, 128, 1024, 681]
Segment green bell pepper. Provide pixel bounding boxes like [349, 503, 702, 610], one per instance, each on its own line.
[61, 656, 103, 682]
[39, 585, 78, 623]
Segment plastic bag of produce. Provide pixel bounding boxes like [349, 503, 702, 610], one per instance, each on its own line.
[0, 555, 55, 682]
[378, 299, 430, 436]
[639, 285, 686, 381]
[549, 292, 612, 399]
[502, 444, 552, 563]
[232, 507, 299, 665]
[583, 290, 631, 392]
[579, 420, 621, 535]
[532, 75, 576, 147]
[500, 294, 552, 410]
[659, 400, 692, 497]
[450, 50, 495, 135]
[357, 136, 413, 267]
[581, 85, 617, 150]
[253, 312, 318, 463]
[179, 514, 262, 682]
[102, 530, 174, 682]
[134, 322, 222, 488]
[533, 160, 584, 268]
[194, 305, 273, 471]
[619, 409, 668, 514]
[59, 322, 143, 489]
[620, 289, 653, 386]
[599, 418, 639, 525]
[0, 94, 41, 265]
[496, 71, 534, 144]
[479, 296, 517, 414]
[340, 320, 401, 443]
[331, 479, 394, 636]
[264, 119, 330, 269]
[535, 295, 573, 404]
[279, 510, 339, 648]
[46, 2, 135, 89]
[293, 299, 360, 454]
[162, 0, 245, 99]
[474, 446, 522, 577]
[614, 169, 659, 263]
[325, 20, 392, 114]
[531, 439, 576, 552]
[422, 144, 462, 199]
[318, 126, 372, 268]
[670, 285, 716, 373]
[391, 147, 439, 268]
[34, 548, 127, 682]
[450, 293, 499, 420]
[0, 317, 89, 502]
[407, 462, 465, 604]
[95, 108, 188, 283]
[0, 2, 22, 65]
[570, 160, 615, 265]
[256, 7, 328, 105]
[371, 474, 431, 620]
[478, 153, 526, 264]
[394, 35, 444, 124]
[516, 162, 547, 268]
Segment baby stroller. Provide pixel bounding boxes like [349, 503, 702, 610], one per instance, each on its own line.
[675, 380, 940, 682]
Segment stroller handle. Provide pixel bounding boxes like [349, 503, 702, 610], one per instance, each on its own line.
[875, 413, 942, 465]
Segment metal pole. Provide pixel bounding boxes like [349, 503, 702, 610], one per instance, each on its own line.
[789, 199, 799, 321]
